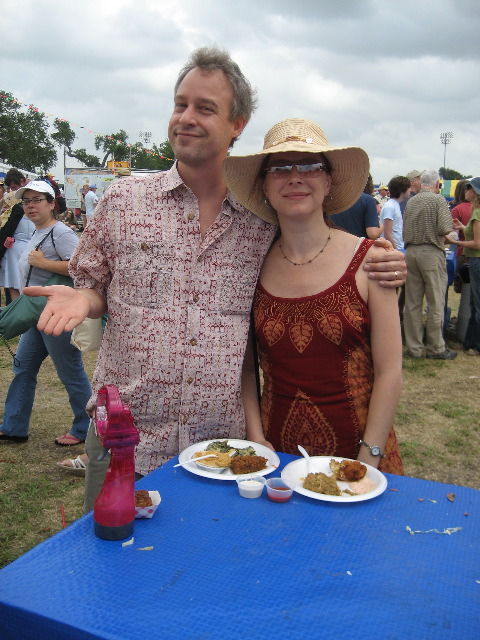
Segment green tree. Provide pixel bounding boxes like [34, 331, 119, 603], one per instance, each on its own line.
[51, 119, 101, 167]
[0, 90, 57, 172]
[131, 140, 175, 170]
[51, 114, 174, 171]
[95, 129, 130, 167]
[439, 167, 472, 180]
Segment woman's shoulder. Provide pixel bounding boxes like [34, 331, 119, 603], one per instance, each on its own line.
[52, 220, 77, 234]
[364, 240, 384, 258]
[51, 221, 79, 243]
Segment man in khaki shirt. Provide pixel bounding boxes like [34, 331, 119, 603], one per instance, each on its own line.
[403, 170, 455, 359]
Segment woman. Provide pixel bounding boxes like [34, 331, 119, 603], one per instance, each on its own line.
[448, 178, 480, 356]
[450, 180, 472, 278]
[223, 118, 404, 472]
[0, 181, 92, 444]
[61, 209, 79, 231]
[0, 192, 35, 300]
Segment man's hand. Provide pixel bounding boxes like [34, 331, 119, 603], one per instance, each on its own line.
[363, 237, 407, 287]
[23, 285, 91, 336]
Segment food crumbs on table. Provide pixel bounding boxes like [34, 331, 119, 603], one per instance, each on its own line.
[447, 493, 455, 502]
[464, 512, 469, 516]
[389, 488, 399, 492]
[138, 546, 154, 551]
[122, 537, 134, 547]
[406, 526, 462, 536]
[346, 571, 352, 575]
[418, 498, 424, 502]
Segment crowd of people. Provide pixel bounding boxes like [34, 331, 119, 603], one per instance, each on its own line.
[0, 46, 477, 513]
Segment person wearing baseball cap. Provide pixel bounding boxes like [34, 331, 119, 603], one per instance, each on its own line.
[84, 184, 99, 226]
[375, 184, 389, 209]
[223, 117, 405, 473]
[0, 179, 92, 446]
[400, 170, 424, 215]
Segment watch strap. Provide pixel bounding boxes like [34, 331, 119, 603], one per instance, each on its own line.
[358, 439, 386, 458]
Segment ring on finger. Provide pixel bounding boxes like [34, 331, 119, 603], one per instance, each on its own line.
[394, 271, 398, 278]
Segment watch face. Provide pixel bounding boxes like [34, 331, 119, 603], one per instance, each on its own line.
[370, 446, 381, 456]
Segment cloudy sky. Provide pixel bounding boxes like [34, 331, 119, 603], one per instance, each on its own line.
[2, 0, 478, 184]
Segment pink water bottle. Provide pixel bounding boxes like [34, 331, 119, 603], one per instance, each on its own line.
[93, 385, 140, 541]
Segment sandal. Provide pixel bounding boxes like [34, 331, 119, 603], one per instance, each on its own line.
[57, 454, 88, 473]
[54, 433, 84, 446]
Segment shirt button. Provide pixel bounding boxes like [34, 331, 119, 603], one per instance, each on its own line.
[186, 377, 193, 385]
[182, 416, 188, 425]
[187, 213, 194, 221]
[190, 338, 197, 346]
[192, 294, 199, 302]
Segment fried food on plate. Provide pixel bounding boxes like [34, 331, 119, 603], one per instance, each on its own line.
[329, 459, 367, 482]
[230, 455, 268, 475]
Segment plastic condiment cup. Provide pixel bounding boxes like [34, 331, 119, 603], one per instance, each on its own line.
[266, 478, 293, 503]
[236, 476, 266, 499]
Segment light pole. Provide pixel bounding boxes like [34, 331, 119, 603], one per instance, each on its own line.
[440, 131, 453, 171]
[139, 131, 152, 147]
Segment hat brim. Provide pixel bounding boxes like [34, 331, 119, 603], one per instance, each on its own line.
[467, 179, 480, 195]
[15, 181, 55, 200]
[223, 142, 370, 225]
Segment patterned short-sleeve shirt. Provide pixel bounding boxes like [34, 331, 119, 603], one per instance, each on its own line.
[69, 165, 276, 474]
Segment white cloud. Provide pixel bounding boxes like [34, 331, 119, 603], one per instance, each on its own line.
[1, 0, 477, 180]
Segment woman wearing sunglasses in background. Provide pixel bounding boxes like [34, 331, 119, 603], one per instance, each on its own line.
[224, 119, 404, 472]
[0, 181, 91, 446]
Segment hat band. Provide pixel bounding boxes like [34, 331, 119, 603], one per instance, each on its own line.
[267, 135, 315, 149]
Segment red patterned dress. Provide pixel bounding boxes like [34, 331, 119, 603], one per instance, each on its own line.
[254, 238, 404, 475]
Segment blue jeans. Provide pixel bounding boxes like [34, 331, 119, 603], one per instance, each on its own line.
[464, 257, 480, 352]
[0, 327, 92, 439]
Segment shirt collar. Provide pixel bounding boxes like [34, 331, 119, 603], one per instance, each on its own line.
[162, 163, 274, 226]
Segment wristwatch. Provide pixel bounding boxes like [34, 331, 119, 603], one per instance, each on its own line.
[358, 439, 386, 458]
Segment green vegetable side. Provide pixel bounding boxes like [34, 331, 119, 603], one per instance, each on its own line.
[205, 440, 256, 457]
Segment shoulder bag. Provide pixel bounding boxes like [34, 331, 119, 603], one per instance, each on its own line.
[0, 227, 74, 340]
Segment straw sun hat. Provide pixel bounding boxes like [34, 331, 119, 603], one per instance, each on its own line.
[223, 118, 370, 225]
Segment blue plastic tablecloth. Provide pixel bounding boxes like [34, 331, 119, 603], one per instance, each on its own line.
[0, 453, 479, 640]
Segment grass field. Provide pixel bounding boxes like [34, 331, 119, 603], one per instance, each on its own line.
[0, 288, 478, 568]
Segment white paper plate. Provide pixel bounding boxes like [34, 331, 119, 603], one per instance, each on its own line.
[178, 439, 280, 481]
[281, 456, 387, 502]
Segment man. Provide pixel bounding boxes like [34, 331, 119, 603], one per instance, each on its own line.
[330, 191, 381, 239]
[4, 168, 27, 193]
[24, 47, 407, 510]
[400, 169, 424, 215]
[380, 176, 411, 250]
[403, 170, 455, 359]
[375, 184, 389, 209]
[83, 184, 98, 227]
[80, 184, 89, 229]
